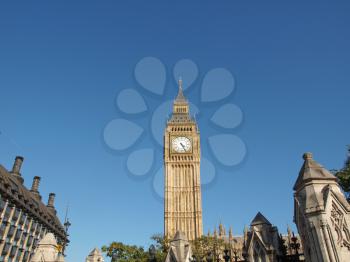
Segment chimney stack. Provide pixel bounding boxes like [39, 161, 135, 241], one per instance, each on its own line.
[11, 156, 24, 183]
[31, 176, 41, 192]
[47, 193, 57, 214]
[12, 156, 24, 174]
[48, 193, 55, 207]
[30, 176, 42, 200]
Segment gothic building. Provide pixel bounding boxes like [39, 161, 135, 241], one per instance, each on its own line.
[164, 80, 203, 241]
[182, 152, 350, 262]
[242, 212, 283, 261]
[207, 214, 303, 262]
[294, 152, 350, 261]
[0, 156, 68, 262]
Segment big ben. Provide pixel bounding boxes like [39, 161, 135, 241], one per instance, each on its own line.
[164, 79, 203, 241]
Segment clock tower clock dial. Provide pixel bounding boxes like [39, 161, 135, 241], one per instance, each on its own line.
[164, 79, 203, 241]
[171, 136, 192, 153]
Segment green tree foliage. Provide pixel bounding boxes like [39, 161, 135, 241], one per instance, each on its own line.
[150, 234, 169, 252]
[102, 234, 229, 261]
[101, 242, 148, 262]
[191, 235, 225, 261]
[102, 234, 169, 262]
[150, 234, 169, 261]
[334, 147, 350, 201]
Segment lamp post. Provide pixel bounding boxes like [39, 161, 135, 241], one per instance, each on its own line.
[61, 218, 71, 256]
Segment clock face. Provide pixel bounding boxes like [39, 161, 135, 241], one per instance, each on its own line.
[172, 136, 192, 153]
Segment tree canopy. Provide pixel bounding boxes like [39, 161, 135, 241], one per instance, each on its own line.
[101, 242, 148, 262]
[191, 235, 226, 260]
[334, 146, 350, 201]
[102, 233, 230, 261]
[102, 234, 169, 262]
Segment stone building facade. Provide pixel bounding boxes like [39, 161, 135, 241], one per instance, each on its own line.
[0, 156, 68, 262]
[30, 233, 65, 262]
[294, 152, 350, 261]
[164, 80, 203, 241]
[208, 214, 302, 262]
[200, 152, 350, 262]
[242, 212, 283, 261]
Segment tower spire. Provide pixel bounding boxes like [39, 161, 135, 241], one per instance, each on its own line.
[175, 77, 187, 103]
[219, 222, 225, 236]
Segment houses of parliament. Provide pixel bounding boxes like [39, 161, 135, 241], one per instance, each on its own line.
[1, 79, 350, 262]
[164, 80, 350, 262]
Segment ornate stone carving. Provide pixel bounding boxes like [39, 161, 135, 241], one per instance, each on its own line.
[331, 203, 343, 227]
[330, 202, 350, 249]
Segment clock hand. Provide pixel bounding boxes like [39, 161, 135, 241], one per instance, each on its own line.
[180, 143, 186, 151]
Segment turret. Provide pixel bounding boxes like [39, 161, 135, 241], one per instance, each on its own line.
[213, 228, 218, 238]
[294, 152, 350, 262]
[219, 223, 226, 237]
[294, 152, 338, 213]
[243, 225, 248, 245]
[86, 247, 104, 262]
[207, 230, 211, 237]
[31, 233, 65, 262]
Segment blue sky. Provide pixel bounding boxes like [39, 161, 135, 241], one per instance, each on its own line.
[1, 1, 350, 261]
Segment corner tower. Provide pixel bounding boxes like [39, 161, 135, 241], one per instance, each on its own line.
[164, 79, 203, 241]
[294, 152, 350, 261]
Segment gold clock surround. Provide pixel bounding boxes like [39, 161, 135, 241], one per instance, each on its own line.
[170, 136, 193, 154]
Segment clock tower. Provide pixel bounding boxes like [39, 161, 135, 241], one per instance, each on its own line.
[164, 79, 203, 241]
